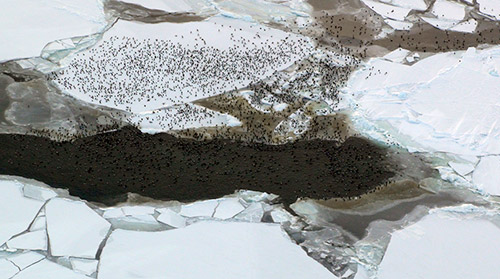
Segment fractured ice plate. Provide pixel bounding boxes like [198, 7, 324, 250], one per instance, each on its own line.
[98, 221, 336, 279]
[50, 16, 313, 114]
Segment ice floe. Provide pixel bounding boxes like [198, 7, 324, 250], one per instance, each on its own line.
[98, 221, 336, 279]
[6, 230, 47, 251]
[0, 258, 19, 279]
[0, 0, 110, 62]
[130, 103, 242, 134]
[156, 208, 187, 228]
[343, 46, 500, 158]
[70, 258, 99, 276]
[472, 156, 500, 196]
[45, 198, 111, 258]
[0, 180, 44, 246]
[50, 16, 313, 114]
[6, 252, 45, 270]
[478, 0, 500, 20]
[12, 259, 91, 279]
[377, 206, 500, 279]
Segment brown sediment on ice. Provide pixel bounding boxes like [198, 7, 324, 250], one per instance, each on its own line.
[105, 0, 211, 24]
[0, 126, 395, 206]
[305, 0, 500, 58]
[316, 179, 430, 210]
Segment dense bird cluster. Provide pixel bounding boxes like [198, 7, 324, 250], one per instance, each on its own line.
[49, 26, 313, 113]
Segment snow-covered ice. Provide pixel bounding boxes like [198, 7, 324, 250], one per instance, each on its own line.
[0, 180, 44, 245]
[0, 0, 109, 62]
[156, 209, 187, 228]
[343, 46, 500, 158]
[6, 230, 47, 251]
[70, 258, 99, 276]
[11, 259, 91, 279]
[179, 199, 220, 217]
[45, 198, 111, 258]
[0, 258, 19, 279]
[98, 221, 336, 279]
[378, 206, 500, 279]
[51, 16, 313, 114]
[213, 198, 245, 219]
[478, 0, 500, 20]
[6, 252, 45, 270]
[472, 156, 500, 195]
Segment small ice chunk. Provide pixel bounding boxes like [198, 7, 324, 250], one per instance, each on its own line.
[102, 208, 125, 219]
[70, 258, 98, 276]
[449, 161, 475, 176]
[0, 180, 44, 245]
[233, 203, 265, 222]
[361, 0, 411, 21]
[270, 208, 295, 223]
[431, 0, 466, 21]
[121, 206, 155, 216]
[121, 0, 193, 12]
[108, 215, 164, 231]
[7, 252, 44, 270]
[383, 48, 411, 63]
[384, 19, 413, 30]
[378, 211, 500, 279]
[6, 230, 47, 251]
[156, 209, 186, 228]
[472, 156, 500, 196]
[45, 198, 111, 258]
[449, 18, 478, 33]
[22, 184, 57, 201]
[98, 222, 336, 279]
[29, 216, 46, 231]
[11, 259, 91, 279]
[0, 259, 19, 278]
[478, 0, 500, 20]
[213, 199, 245, 219]
[179, 200, 219, 217]
[274, 103, 289, 112]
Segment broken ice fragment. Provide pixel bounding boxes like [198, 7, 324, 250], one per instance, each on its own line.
[0, 258, 19, 279]
[11, 259, 91, 279]
[7, 252, 44, 270]
[0, 180, 44, 245]
[156, 209, 187, 228]
[472, 156, 500, 196]
[213, 198, 245, 219]
[6, 230, 47, 251]
[45, 198, 111, 258]
[98, 221, 336, 279]
[378, 207, 500, 279]
[70, 258, 98, 276]
[179, 199, 219, 217]
[22, 184, 57, 201]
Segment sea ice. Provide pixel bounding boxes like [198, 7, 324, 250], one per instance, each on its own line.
[343, 46, 500, 158]
[11, 259, 91, 279]
[6, 230, 47, 251]
[6, 252, 44, 270]
[22, 184, 57, 201]
[377, 207, 500, 279]
[156, 209, 187, 228]
[130, 103, 242, 133]
[478, 0, 500, 20]
[0, 259, 19, 279]
[70, 258, 99, 276]
[0, 180, 44, 245]
[361, 0, 412, 21]
[213, 198, 245, 219]
[179, 199, 219, 217]
[98, 221, 336, 279]
[51, 16, 313, 114]
[45, 198, 111, 258]
[472, 156, 500, 195]
[0, 0, 109, 62]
